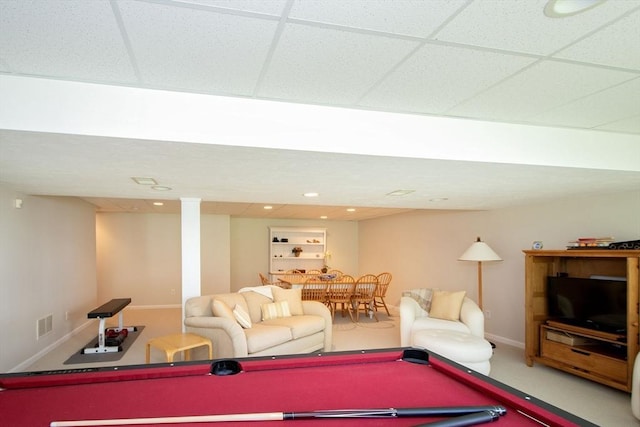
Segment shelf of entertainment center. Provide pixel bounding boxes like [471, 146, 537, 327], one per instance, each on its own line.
[540, 325, 628, 384]
[545, 320, 626, 344]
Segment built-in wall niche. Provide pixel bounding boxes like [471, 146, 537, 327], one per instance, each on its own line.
[269, 227, 326, 276]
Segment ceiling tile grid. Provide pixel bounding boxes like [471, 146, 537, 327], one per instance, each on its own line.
[287, 0, 469, 37]
[257, 22, 419, 104]
[553, 10, 640, 70]
[1, 0, 639, 134]
[1, 0, 640, 219]
[178, 0, 289, 16]
[528, 77, 640, 129]
[433, 0, 640, 56]
[358, 43, 538, 114]
[447, 59, 638, 122]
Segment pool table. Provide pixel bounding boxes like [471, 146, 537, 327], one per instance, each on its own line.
[0, 348, 594, 426]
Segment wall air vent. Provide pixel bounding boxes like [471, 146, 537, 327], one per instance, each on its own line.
[37, 314, 53, 339]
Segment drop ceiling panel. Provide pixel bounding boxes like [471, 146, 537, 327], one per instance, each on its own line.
[117, 0, 279, 94]
[288, 0, 468, 37]
[554, 11, 640, 70]
[449, 60, 638, 122]
[596, 114, 640, 134]
[435, 0, 639, 56]
[257, 23, 419, 104]
[360, 44, 537, 114]
[0, 0, 136, 82]
[529, 77, 640, 128]
[178, 0, 288, 15]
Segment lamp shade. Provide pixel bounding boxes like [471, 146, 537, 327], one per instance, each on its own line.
[459, 237, 502, 262]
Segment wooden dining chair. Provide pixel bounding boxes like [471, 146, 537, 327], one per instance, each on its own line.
[277, 271, 306, 289]
[373, 272, 392, 316]
[301, 277, 328, 303]
[326, 275, 355, 321]
[258, 273, 273, 286]
[352, 274, 379, 322]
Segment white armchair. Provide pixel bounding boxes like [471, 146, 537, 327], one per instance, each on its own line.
[400, 295, 485, 347]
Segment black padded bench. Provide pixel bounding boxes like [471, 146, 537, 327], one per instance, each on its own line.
[83, 298, 136, 354]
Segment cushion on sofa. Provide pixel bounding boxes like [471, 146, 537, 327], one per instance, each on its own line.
[233, 304, 252, 329]
[262, 315, 326, 340]
[185, 297, 213, 318]
[241, 291, 273, 323]
[429, 290, 466, 321]
[212, 299, 235, 321]
[244, 324, 292, 353]
[402, 288, 435, 314]
[272, 287, 304, 315]
[261, 301, 291, 320]
[213, 293, 249, 317]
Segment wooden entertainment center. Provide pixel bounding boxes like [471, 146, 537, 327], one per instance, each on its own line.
[524, 249, 640, 392]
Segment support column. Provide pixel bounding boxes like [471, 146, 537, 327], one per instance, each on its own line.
[181, 197, 201, 330]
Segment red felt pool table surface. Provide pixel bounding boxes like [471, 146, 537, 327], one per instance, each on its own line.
[0, 348, 594, 426]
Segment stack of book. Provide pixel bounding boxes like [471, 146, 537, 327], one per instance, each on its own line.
[567, 237, 614, 249]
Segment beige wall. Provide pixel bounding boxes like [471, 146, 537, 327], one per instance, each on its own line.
[359, 189, 640, 347]
[0, 187, 97, 372]
[95, 215, 359, 298]
[230, 218, 359, 291]
[96, 212, 231, 303]
[2, 184, 638, 372]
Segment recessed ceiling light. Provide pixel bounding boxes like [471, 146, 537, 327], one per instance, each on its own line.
[151, 185, 172, 191]
[132, 177, 157, 185]
[153, 202, 164, 206]
[543, 0, 604, 18]
[263, 205, 273, 210]
[346, 208, 356, 212]
[303, 192, 319, 197]
[386, 190, 415, 197]
[320, 215, 328, 219]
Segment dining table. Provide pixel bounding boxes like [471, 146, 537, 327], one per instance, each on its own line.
[270, 272, 339, 287]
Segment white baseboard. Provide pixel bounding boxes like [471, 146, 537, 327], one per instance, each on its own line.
[8, 320, 94, 373]
[9, 305, 181, 372]
[486, 333, 524, 349]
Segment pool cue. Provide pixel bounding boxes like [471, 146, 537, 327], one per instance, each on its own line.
[413, 409, 502, 426]
[50, 406, 507, 426]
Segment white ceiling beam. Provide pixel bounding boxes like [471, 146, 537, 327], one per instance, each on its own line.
[1, 75, 639, 172]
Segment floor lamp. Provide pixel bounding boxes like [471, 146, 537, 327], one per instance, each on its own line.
[459, 237, 502, 348]
[458, 237, 502, 313]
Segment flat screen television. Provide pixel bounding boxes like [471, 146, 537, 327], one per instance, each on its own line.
[546, 275, 627, 335]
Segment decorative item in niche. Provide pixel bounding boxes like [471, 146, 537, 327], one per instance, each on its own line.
[322, 251, 332, 273]
[292, 247, 303, 257]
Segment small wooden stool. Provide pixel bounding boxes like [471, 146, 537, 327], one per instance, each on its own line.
[146, 333, 212, 363]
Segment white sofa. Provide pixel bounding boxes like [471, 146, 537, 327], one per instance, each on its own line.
[400, 294, 485, 346]
[184, 286, 332, 359]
